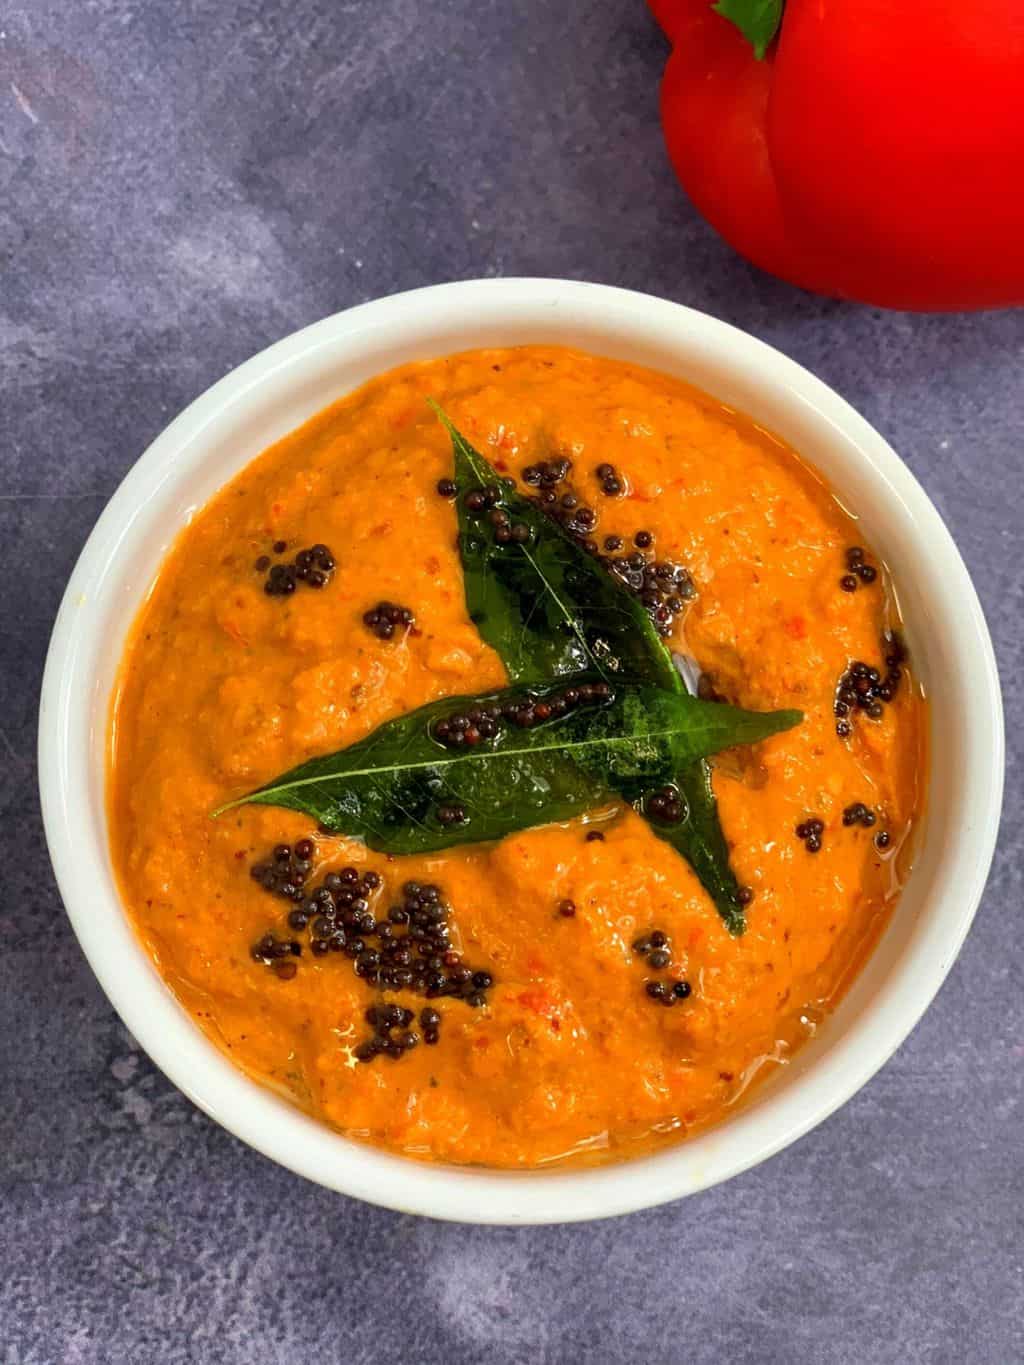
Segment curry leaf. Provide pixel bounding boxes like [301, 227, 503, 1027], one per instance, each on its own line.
[712, 0, 783, 60]
[433, 401, 679, 692]
[435, 406, 772, 933]
[216, 680, 800, 858]
[658, 761, 747, 937]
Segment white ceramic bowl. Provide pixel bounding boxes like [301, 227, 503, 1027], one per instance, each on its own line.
[39, 280, 1003, 1224]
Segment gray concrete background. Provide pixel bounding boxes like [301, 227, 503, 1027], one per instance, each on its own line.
[2, 3, 1021, 1362]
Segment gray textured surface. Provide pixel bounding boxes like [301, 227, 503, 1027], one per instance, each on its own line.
[2, 2, 1021, 1362]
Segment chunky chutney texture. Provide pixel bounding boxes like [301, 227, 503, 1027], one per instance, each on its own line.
[109, 346, 926, 1168]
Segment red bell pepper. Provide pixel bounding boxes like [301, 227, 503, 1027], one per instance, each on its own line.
[649, 0, 1024, 310]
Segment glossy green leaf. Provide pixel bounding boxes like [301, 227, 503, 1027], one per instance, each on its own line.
[217, 679, 800, 859]
[435, 407, 777, 933]
[434, 401, 679, 692]
[658, 760, 747, 937]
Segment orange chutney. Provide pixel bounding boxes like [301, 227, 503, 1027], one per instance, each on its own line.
[109, 346, 926, 1168]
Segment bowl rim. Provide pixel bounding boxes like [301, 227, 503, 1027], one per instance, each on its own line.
[38, 278, 1004, 1224]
